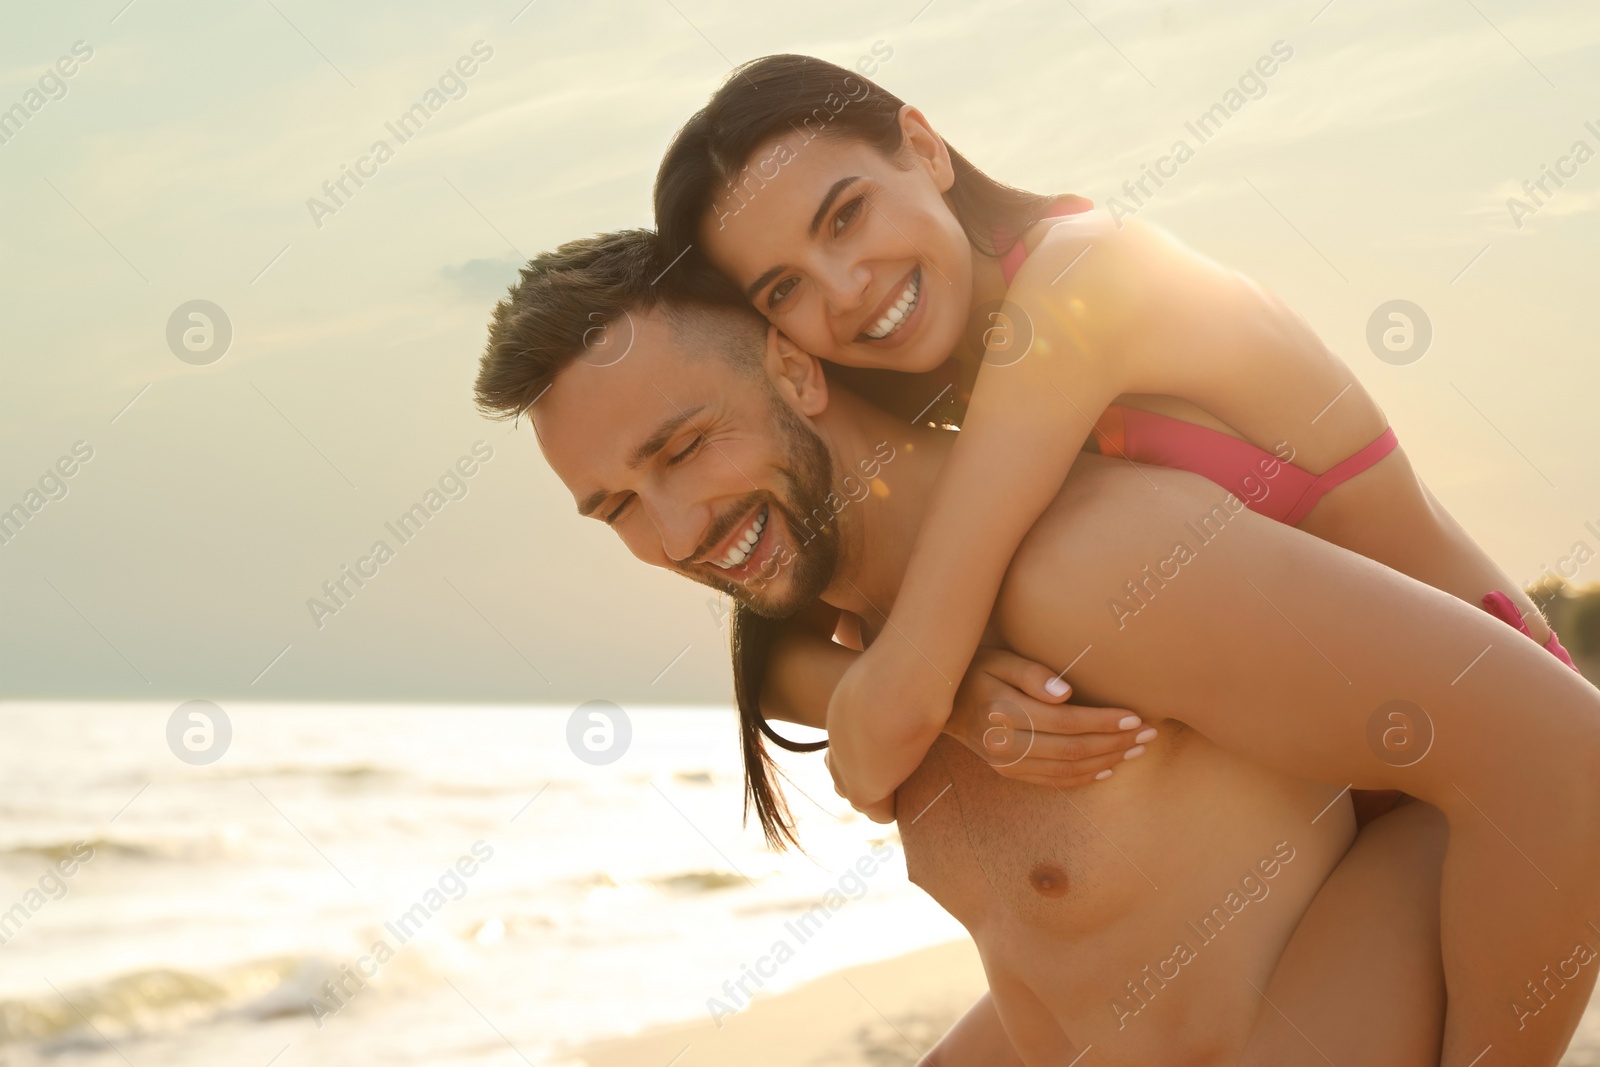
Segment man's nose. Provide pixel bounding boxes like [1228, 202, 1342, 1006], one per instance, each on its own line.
[641, 492, 709, 566]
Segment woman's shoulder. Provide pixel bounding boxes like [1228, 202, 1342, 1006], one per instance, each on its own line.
[1013, 212, 1234, 329]
[1019, 205, 1114, 255]
[1018, 210, 1174, 279]
[1003, 212, 1173, 346]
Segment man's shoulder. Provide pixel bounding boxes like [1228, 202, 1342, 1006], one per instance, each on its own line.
[1010, 457, 1227, 575]
[994, 458, 1238, 656]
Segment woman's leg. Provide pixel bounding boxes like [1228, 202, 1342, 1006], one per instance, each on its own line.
[1298, 447, 1552, 644]
[1240, 798, 1449, 1066]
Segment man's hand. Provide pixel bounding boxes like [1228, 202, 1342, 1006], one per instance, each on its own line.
[948, 647, 1155, 786]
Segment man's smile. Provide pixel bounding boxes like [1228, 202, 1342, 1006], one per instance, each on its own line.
[708, 503, 770, 571]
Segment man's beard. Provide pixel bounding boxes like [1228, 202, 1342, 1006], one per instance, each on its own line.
[679, 384, 840, 619]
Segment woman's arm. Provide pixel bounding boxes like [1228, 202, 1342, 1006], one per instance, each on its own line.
[827, 213, 1333, 809]
[758, 612, 1154, 789]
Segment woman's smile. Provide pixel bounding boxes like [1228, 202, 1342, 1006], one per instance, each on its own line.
[858, 266, 923, 343]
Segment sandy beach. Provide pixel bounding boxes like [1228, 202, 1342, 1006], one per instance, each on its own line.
[575, 939, 987, 1067]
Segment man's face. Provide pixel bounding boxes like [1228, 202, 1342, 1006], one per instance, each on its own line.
[535, 306, 840, 618]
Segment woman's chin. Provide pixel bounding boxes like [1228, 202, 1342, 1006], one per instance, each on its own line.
[890, 323, 961, 374]
[896, 340, 958, 374]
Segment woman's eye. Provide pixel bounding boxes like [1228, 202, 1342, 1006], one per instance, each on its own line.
[831, 197, 863, 236]
[668, 435, 704, 466]
[767, 278, 798, 309]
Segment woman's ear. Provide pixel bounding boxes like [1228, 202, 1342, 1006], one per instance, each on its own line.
[897, 105, 955, 193]
[765, 325, 829, 417]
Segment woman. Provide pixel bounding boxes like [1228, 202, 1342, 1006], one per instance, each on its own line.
[652, 53, 1576, 841]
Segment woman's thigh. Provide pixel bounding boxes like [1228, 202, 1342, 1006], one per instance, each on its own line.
[1239, 798, 1449, 1067]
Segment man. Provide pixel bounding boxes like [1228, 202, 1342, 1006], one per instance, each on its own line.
[476, 230, 1600, 1065]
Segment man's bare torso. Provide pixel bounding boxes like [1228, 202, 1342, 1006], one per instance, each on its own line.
[896, 723, 1354, 1064]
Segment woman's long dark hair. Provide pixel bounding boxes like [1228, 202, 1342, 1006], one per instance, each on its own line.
[658, 53, 1071, 850]
[732, 603, 820, 851]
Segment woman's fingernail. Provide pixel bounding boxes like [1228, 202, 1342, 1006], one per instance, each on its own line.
[1117, 715, 1141, 730]
[1094, 769, 1114, 780]
[1045, 677, 1070, 697]
[1123, 745, 1147, 761]
[1134, 728, 1158, 744]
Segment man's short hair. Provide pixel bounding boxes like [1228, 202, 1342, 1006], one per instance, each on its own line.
[474, 228, 764, 421]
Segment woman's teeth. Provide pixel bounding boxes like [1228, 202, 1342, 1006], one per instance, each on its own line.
[713, 506, 768, 570]
[864, 271, 920, 340]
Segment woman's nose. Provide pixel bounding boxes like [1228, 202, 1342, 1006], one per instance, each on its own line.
[820, 262, 871, 315]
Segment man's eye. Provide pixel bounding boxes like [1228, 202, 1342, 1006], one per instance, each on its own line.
[604, 495, 633, 524]
[831, 196, 863, 236]
[767, 278, 798, 309]
[669, 435, 704, 466]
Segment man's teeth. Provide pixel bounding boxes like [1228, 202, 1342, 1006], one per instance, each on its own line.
[713, 507, 768, 570]
[864, 272, 920, 340]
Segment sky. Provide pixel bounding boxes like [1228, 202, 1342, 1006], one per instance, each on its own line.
[1, 0, 1596, 705]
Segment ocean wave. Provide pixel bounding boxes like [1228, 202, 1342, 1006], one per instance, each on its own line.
[211, 763, 395, 785]
[0, 832, 253, 865]
[564, 868, 753, 896]
[208, 763, 543, 799]
[0, 957, 332, 1047]
[650, 870, 748, 893]
[672, 770, 714, 786]
[0, 837, 146, 863]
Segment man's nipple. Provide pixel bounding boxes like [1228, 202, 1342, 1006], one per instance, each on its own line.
[1028, 862, 1070, 898]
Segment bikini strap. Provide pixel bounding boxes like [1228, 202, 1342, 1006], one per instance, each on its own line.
[996, 195, 1096, 286]
[1280, 428, 1399, 526]
[999, 241, 1031, 287]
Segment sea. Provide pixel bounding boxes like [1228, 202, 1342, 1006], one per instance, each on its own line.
[0, 702, 962, 1066]
[1, 702, 1596, 1066]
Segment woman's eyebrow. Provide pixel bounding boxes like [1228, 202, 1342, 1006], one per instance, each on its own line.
[744, 266, 785, 302]
[808, 176, 859, 236]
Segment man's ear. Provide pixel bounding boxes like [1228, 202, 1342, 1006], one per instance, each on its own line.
[764, 325, 829, 417]
[897, 105, 955, 194]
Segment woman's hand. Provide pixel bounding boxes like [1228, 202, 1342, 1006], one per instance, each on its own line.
[947, 647, 1155, 788]
[825, 645, 1156, 822]
[822, 633, 954, 815]
[825, 750, 897, 823]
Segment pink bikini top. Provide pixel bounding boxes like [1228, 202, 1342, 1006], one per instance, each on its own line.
[998, 198, 1399, 527]
[1089, 404, 1398, 527]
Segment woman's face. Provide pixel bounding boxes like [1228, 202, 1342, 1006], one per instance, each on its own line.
[698, 109, 975, 372]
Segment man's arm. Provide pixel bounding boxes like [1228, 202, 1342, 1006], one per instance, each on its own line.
[997, 458, 1600, 1064]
